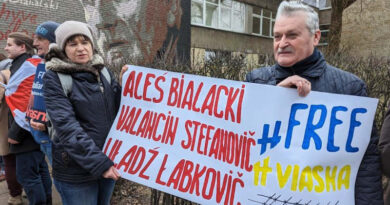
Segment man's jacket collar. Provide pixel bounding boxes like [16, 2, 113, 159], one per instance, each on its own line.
[275, 49, 327, 81]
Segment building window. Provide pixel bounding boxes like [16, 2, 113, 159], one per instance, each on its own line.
[204, 49, 231, 62]
[323, 0, 331, 9]
[191, 0, 246, 33]
[303, 0, 319, 7]
[204, 50, 216, 61]
[319, 24, 329, 45]
[303, 0, 331, 9]
[252, 7, 275, 38]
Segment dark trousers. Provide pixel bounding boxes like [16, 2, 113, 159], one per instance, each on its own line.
[16, 150, 52, 205]
[3, 153, 22, 197]
[54, 177, 115, 205]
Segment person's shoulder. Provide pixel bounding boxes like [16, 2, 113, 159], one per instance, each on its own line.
[325, 64, 364, 83]
[42, 69, 59, 83]
[245, 65, 276, 83]
[18, 56, 43, 68]
[324, 63, 366, 96]
[0, 59, 12, 70]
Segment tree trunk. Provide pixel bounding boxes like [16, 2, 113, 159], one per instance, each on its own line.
[327, 0, 357, 54]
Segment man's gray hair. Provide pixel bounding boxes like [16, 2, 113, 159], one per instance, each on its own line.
[276, 1, 319, 35]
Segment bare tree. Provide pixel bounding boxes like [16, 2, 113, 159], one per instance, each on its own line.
[327, 0, 357, 53]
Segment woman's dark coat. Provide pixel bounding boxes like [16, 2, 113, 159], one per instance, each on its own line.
[43, 47, 121, 183]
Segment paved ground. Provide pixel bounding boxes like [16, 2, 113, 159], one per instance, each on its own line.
[0, 177, 62, 205]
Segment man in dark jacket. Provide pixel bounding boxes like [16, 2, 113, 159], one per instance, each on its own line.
[5, 32, 52, 205]
[28, 21, 60, 165]
[246, 1, 383, 204]
[379, 105, 390, 203]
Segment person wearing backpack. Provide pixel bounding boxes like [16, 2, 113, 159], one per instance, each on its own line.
[43, 21, 122, 205]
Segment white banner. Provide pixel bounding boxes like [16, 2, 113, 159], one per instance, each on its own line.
[104, 65, 378, 205]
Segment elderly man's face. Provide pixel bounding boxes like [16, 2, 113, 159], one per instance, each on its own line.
[273, 12, 320, 67]
[79, 0, 181, 64]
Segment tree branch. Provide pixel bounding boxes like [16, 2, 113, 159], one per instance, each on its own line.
[343, 0, 357, 9]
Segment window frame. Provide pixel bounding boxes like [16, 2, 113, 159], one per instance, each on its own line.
[191, 0, 246, 33]
[251, 7, 275, 38]
[319, 24, 330, 46]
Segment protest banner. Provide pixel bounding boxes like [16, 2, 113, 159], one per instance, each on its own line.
[104, 65, 378, 205]
[26, 63, 47, 124]
[25, 63, 52, 163]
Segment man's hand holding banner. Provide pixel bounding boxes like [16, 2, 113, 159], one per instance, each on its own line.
[104, 65, 378, 205]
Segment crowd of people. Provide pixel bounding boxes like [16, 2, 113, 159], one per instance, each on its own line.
[1, 19, 125, 205]
[0, 0, 389, 205]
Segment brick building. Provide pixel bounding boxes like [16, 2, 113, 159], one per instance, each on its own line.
[1, 0, 385, 67]
[190, 0, 282, 68]
[0, 0, 191, 65]
[190, 0, 336, 68]
[341, 0, 390, 58]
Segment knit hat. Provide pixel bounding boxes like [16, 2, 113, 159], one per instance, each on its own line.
[55, 21, 95, 50]
[35, 21, 60, 43]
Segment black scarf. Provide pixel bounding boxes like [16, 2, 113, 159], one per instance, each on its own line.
[10, 53, 31, 77]
[275, 48, 325, 83]
[276, 48, 320, 75]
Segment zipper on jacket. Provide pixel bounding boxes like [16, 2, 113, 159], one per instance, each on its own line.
[98, 73, 111, 124]
[99, 92, 110, 124]
[97, 73, 104, 93]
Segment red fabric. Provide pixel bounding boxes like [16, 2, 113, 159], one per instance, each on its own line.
[5, 57, 42, 131]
